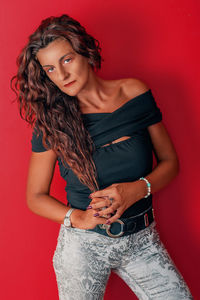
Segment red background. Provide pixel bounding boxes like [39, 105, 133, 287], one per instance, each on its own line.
[1, 0, 199, 299]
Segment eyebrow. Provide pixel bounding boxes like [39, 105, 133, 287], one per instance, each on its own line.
[42, 52, 74, 67]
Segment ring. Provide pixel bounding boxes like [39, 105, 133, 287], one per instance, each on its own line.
[109, 197, 114, 205]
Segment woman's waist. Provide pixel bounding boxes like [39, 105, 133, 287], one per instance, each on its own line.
[67, 194, 152, 217]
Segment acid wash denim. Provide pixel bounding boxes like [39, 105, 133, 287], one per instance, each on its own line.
[52, 220, 193, 300]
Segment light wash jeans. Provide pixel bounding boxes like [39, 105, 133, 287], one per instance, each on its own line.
[52, 220, 193, 300]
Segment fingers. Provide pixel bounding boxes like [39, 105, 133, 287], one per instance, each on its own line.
[87, 197, 125, 226]
[94, 209, 122, 227]
[105, 211, 122, 224]
[89, 190, 111, 199]
[105, 206, 124, 225]
[88, 197, 121, 215]
[90, 200, 110, 210]
[95, 216, 111, 225]
[92, 206, 116, 217]
[88, 196, 111, 209]
[92, 205, 124, 225]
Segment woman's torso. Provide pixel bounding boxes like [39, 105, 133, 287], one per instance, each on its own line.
[31, 78, 162, 218]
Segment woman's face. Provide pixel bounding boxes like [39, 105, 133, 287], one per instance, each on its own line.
[36, 38, 91, 96]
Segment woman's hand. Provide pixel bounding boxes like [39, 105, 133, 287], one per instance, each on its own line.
[87, 180, 146, 225]
[70, 208, 111, 230]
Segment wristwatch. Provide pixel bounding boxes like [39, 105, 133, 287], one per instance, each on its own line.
[63, 208, 75, 228]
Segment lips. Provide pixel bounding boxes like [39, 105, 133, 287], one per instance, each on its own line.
[64, 80, 76, 87]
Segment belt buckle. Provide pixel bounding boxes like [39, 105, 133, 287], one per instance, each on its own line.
[105, 219, 125, 238]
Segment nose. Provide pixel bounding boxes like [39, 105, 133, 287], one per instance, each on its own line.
[57, 66, 69, 81]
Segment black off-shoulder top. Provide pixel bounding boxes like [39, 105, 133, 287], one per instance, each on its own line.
[31, 89, 162, 218]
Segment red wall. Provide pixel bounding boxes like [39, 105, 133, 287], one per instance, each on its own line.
[1, 0, 199, 299]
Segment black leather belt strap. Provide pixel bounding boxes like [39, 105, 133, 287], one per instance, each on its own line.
[88, 205, 155, 238]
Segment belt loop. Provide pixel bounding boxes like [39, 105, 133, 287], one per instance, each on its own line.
[144, 213, 149, 227]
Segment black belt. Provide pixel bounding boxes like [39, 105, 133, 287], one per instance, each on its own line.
[87, 205, 155, 238]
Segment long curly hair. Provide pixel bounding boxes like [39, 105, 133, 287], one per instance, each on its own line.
[10, 14, 104, 193]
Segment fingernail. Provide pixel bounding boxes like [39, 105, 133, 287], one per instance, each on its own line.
[106, 220, 110, 224]
[86, 206, 92, 209]
[93, 213, 99, 217]
[88, 195, 92, 199]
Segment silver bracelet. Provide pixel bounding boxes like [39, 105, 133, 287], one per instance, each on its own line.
[139, 177, 151, 198]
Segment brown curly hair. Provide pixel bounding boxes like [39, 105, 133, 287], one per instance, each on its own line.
[10, 14, 104, 193]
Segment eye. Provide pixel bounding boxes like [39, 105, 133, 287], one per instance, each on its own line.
[63, 58, 72, 64]
[47, 67, 54, 73]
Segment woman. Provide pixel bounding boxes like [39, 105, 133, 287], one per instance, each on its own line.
[11, 14, 193, 300]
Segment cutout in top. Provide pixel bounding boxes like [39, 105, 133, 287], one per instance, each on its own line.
[100, 136, 131, 148]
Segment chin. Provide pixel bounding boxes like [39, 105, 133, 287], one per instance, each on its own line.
[63, 90, 78, 97]
[59, 86, 74, 95]
[62, 90, 74, 96]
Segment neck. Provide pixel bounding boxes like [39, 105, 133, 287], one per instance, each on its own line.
[76, 71, 110, 110]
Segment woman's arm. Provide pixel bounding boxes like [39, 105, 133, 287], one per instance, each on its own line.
[26, 150, 70, 224]
[26, 150, 109, 229]
[145, 121, 179, 194]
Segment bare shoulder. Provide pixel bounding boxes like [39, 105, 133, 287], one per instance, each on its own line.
[120, 78, 150, 100]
